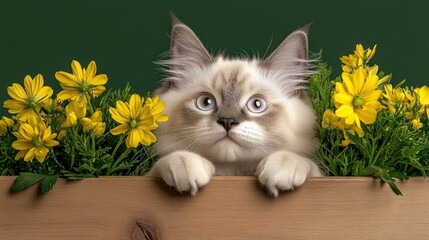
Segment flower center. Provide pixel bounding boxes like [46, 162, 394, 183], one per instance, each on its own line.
[32, 137, 43, 147]
[353, 96, 365, 108]
[26, 97, 37, 108]
[130, 119, 138, 128]
[79, 81, 92, 93]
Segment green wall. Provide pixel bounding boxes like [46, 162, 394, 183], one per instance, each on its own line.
[1, 0, 428, 116]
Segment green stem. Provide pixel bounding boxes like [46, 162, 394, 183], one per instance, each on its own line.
[69, 127, 77, 171]
[109, 148, 132, 175]
[85, 92, 94, 116]
[111, 134, 125, 158]
[369, 136, 380, 166]
[91, 134, 96, 154]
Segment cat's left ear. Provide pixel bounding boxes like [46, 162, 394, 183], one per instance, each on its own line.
[264, 26, 311, 96]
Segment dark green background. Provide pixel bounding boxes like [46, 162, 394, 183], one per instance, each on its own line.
[1, 0, 428, 116]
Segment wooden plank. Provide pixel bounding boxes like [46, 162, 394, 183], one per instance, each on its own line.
[1, 176, 428, 240]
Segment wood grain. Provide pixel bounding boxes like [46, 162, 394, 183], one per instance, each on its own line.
[1, 176, 428, 240]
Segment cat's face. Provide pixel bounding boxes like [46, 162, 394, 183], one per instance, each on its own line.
[154, 19, 318, 164]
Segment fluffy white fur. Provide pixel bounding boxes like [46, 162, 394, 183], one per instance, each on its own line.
[147, 18, 322, 197]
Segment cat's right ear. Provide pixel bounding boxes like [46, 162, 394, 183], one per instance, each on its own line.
[169, 16, 212, 72]
[157, 15, 212, 92]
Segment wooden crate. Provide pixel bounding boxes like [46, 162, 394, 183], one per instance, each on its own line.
[1, 176, 429, 240]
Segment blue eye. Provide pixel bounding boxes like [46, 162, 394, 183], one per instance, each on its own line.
[196, 94, 216, 111]
[246, 96, 268, 113]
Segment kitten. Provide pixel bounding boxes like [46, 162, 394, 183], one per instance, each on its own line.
[147, 17, 323, 197]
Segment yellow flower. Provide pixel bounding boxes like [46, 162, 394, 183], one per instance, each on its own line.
[415, 86, 429, 106]
[411, 118, 423, 129]
[340, 44, 377, 73]
[3, 74, 53, 121]
[341, 126, 364, 147]
[322, 109, 364, 146]
[382, 84, 406, 113]
[334, 68, 382, 129]
[62, 101, 87, 128]
[0, 116, 14, 136]
[340, 54, 361, 73]
[145, 96, 168, 123]
[367, 65, 391, 85]
[404, 88, 418, 112]
[55, 60, 108, 105]
[355, 44, 377, 63]
[109, 94, 157, 148]
[42, 98, 63, 112]
[322, 109, 345, 130]
[81, 109, 106, 136]
[12, 117, 59, 163]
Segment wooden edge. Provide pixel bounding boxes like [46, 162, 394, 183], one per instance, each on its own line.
[1, 176, 429, 240]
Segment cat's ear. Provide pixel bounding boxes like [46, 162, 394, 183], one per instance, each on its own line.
[169, 15, 212, 70]
[264, 26, 311, 97]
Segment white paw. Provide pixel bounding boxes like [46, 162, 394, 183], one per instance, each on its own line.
[147, 151, 215, 196]
[256, 151, 320, 197]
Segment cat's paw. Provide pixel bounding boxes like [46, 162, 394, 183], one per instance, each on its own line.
[256, 151, 320, 197]
[147, 151, 215, 196]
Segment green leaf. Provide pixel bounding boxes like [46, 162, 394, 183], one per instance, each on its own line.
[387, 181, 403, 196]
[40, 175, 58, 194]
[63, 173, 94, 180]
[390, 170, 409, 180]
[11, 172, 45, 192]
[11, 172, 58, 194]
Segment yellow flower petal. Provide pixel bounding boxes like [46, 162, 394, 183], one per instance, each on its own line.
[110, 124, 128, 135]
[15, 150, 28, 160]
[140, 129, 156, 146]
[356, 107, 377, 124]
[3, 100, 26, 113]
[7, 83, 28, 101]
[341, 73, 355, 95]
[109, 107, 129, 124]
[86, 61, 97, 80]
[35, 86, 54, 102]
[24, 147, 36, 161]
[16, 109, 39, 122]
[44, 139, 59, 147]
[71, 60, 84, 80]
[35, 147, 49, 163]
[352, 68, 366, 92]
[335, 105, 354, 118]
[57, 90, 79, 101]
[362, 90, 381, 102]
[361, 75, 379, 94]
[19, 124, 35, 140]
[91, 85, 106, 97]
[12, 139, 34, 150]
[88, 74, 108, 86]
[126, 129, 141, 148]
[23, 75, 36, 96]
[355, 44, 364, 58]
[129, 94, 142, 118]
[55, 71, 80, 86]
[334, 93, 353, 105]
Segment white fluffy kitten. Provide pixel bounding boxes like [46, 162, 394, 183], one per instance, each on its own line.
[147, 17, 322, 197]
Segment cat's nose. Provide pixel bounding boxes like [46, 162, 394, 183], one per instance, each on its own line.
[217, 117, 238, 132]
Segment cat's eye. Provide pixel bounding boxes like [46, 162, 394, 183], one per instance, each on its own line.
[246, 96, 268, 114]
[196, 94, 216, 111]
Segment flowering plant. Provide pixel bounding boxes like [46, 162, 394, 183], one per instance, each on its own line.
[309, 45, 429, 195]
[0, 60, 167, 193]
